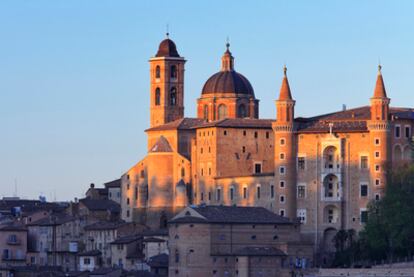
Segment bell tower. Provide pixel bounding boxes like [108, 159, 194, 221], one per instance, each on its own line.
[273, 66, 297, 219]
[149, 34, 185, 128]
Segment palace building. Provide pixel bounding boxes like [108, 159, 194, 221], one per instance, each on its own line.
[120, 35, 414, 260]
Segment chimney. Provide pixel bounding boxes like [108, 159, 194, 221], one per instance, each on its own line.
[342, 104, 346, 111]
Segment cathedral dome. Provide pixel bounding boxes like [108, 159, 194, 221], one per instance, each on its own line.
[201, 43, 254, 96]
[202, 71, 254, 96]
[155, 37, 180, 57]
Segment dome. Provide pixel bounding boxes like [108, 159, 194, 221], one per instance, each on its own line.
[201, 71, 255, 96]
[155, 38, 180, 57]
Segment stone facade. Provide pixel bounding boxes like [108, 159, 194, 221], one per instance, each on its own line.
[120, 37, 414, 261]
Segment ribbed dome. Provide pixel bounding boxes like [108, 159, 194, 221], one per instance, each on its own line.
[202, 71, 254, 96]
[155, 38, 180, 57]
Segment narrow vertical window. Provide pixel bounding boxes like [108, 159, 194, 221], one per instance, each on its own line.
[243, 187, 247, 199]
[155, 88, 161, 106]
[170, 87, 177, 106]
[270, 185, 274, 198]
[170, 65, 177, 79]
[395, 125, 401, 138]
[203, 105, 209, 120]
[256, 186, 261, 199]
[238, 104, 247, 118]
[218, 104, 227, 120]
[155, 65, 160, 78]
[230, 187, 234, 201]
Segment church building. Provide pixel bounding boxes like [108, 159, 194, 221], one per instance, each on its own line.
[120, 35, 414, 259]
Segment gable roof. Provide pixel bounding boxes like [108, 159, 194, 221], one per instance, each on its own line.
[170, 205, 292, 225]
[104, 179, 121, 188]
[84, 220, 127, 231]
[150, 136, 173, 153]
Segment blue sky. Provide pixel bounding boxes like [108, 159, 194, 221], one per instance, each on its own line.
[1, 1, 414, 201]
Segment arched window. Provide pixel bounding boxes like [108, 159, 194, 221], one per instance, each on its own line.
[171, 65, 177, 79]
[155, 88, 161, 106]
[218, 104, 227, 120]
[170, 87, 177, 106]
[181, 167, 185, 177]
[203, 105, 209, 120]
[238, 104, 247, 118]
[155, 65, 161, 79]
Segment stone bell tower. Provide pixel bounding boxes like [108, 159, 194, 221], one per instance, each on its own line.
[149, 34, 185, 128]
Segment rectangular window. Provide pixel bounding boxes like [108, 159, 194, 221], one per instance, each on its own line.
[279, 209, 285, 217]
[280, 138, 285, 145]
[405, 126, 411, 138]
[243, 187, 247, 199]
[296, 209, 307, 224]
[201, 192, 204, 201]
[375, 179, 380, 186]
[360, 156, 368, 169]
[279, 166, 285, 175]
[266, 132, 269, 139]
[360, 184, 368, 197]
[395, 125, 401, 138]
[230, 187, 234, 201]
[375, 164, 380, 172]
[375, 151, 380, 159]
[280, 153, 285, 160]
[375, 138, 380, 145]
[280, 181, 285, 188]
[298, 157, 305, 170]
[208, 192, 211, 201]
[254, 132, 258, 138]
[360, 209, 368, 223]
[270, 185, 274, 198]
[280, 195, 285, 203]
[216, 188, 221, 201]
[297, 184, 306, 199]
[254, 163, 262, 174]
[256, 186, 261, 199]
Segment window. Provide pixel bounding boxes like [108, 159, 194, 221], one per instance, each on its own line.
[155, 88, 161, 106]
[127, 198, 130, 205]
[181, 167, 185, 177]
[155, 65, 160, 78]
[238, 104, 247, 118]
[140, 170, 145, 178]
[170, 65, 177, 79]
[175, 249, 180, 263]
[375, 138, 380, 145]
[201, 168, 204, 176]
[243, 187, 247, 199]
[134, 186, 138, 200]
[203, 105, 209, 120]
[280, 153, 285, 160]
[375, 164, 380, 172]
[216, 188, 221, 201]
[170, 87, 177, 106]
[243, 130, 246, 136]
[298, 157, 305, 170]
[280, 195, 285, 203]
[375, 179, 380, 186]
[279, 209, 285, 217]
[242, 146, 246, 153]
[254, 132, 258, 138]
[201, 192, 204, 201]
[208, 168, 211, 175]
[297, 209, 307, 224]
[251, 235, 257, 240]
[405, 126, 411, 138]
[279, 166, 285, 175]
[201, 147, 203, 154]
[375, 151, 380, 159]
[254, 163, 262, 174]
[360, 156, 368, 169]
[84, 258, 91, 265]
[279, 181, 285, 188]
[126, 210, 130, 217]
[218, 104, 227, 120]
[395, 125, 401, 138]
[360, 184, 368, 197]
[256, 185, 261, 199]
[280, 138, 285, 145]
[230, 187, 234, 201]
[375, 193, 380, 201]
[208, 192, 211, 201]
[270, 185, 275, 198]
[360, 209, 368, 223]
[266, 132, 269, 139]
[297, 184, 306, 199]
[224, 130, 227, 136]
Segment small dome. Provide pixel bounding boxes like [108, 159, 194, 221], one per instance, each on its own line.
[155, 38, 180, 57]
[202, 71, 255, 96]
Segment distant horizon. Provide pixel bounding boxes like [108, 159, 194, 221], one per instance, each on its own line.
[1, 1, 414, 201]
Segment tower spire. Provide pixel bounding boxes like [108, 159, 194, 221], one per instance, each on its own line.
[373, 64, 387, 98]
[278, 65, 293, 101]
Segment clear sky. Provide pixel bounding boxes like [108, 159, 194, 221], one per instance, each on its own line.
[1, 1, 414, 201]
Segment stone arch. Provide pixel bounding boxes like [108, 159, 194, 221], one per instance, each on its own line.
[323, 146, 339, 170]
[394, 144, 402, 161]
[155, 88, 161, 106]
[203, 105, 209, 120]
[217, 104, 227, 120]
[238, 104, 247, 118]
[170, 87, 177, 106]
[323, 174, 340, 199]
[322, 227, 337, 253]
[323, 204, 339, 224]
[403, 145, 412, 161]
[155, 65, 161, 78]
